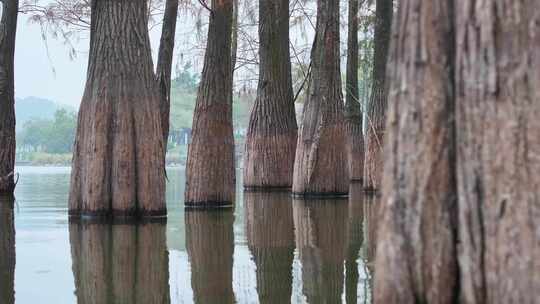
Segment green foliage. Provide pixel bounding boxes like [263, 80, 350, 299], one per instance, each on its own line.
[18, 108, 77, 153]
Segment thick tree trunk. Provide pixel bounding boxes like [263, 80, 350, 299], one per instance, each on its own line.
[243, 0, 298, 189]
[185, 210, 235, 304]
[156, 0, 179, 148]
[373, 2, 457, 303]
[363, 0, 392, 192]
[345, 0, 364, 182]
[184, 0, 235, 207]
[292, 0, 348, 196]
[69, 0, 166, 218]
[345, 184, 364, 304]
[455, 2, 540, 303]
[293, 198, 348, 303]
[0, 0, 18, 194]
[245, 192, 295, 303]
[0, 195, 15, 304]
[69, 221, 170, 304]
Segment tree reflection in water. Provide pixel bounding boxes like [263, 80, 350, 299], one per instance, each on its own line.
[0, 195, 15, 304]
[245, 191, 295, 303]
[185, 210, 235, 304]
[69, 220, 170, 304]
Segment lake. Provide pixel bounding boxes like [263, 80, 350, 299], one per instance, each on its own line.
[1, 166, 374, 304]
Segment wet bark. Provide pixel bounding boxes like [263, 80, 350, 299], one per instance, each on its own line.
[345, 184, 364, 304]
[363, 0, 392, 192]
[373, 1, 458, 303]
[245, 192, 295, 303]
[185, 0, 235, 207]
[69, 0, 166, 218]
[455, 2, 540, 303]
[345, 0, 364, 182]
[69, 221, 170, 304]
[185, 210, 235, 304]
[0, 0, 18, 194]
[243, 0, 298, 189]
[292, 0, 348, 196]
[0, 195, 15, 304]
[156, 0, 179, 148]
[293, 198, 348, 303]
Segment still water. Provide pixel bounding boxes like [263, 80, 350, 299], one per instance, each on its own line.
[1, 166, 374, 304]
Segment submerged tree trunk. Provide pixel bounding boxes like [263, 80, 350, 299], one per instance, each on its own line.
[243, 0, 298, 189]
[185, 210, 235, 304]
[156, 0, 179, 148]
[0, 195, 15, 304]
[245, 192, 295, 303]
[69, 0, 166, 218]
[373, 1, 457, 303]
[292, 0, 348, 196]
[345, 184, 364, 304]
[0, 0, 18, 194]
[345, 0, 364, 182]
[69, 221, 170, 304]
[363, 0, 392, 192]
[185, 0, 235, 207]
[455, 2, 540, 302]
[293, 198, 348, 303]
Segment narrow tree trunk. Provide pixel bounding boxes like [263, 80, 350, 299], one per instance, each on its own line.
[373, 1, 457, 303]
[345, 0, 364, 182]
[243, 0, 298, 189]
[0, 0, 18, 194]
[69, 0, 166, 218]
[156, 0, 180, 148]
[345, 184, 364, 304]
[184, 0, 235, 207]
[69, 221, 170, 304]
[0, 195, 15, 304]
[363, 0, 392, 192]
[185, 210, 235, 304]
[455, 2, 540, 302]
[292, 0, 348, 196]
[293, 198, 348, 303]
[245, 192, 295, 303]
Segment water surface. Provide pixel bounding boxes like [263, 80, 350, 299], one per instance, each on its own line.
[1, 166, 373, 303]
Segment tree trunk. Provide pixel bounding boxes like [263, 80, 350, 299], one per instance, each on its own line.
[156, 0, 179, 148]
[345, 184, 364, 304]
[373, 1, 457, 303]
[69, 221, 170, 304]
[292, 0, 348, 196]
[0, 195, 15, 304]
[293, 198, 348, 303]
[345, 0, 364, 182]
[455, 2, 540, 303]
[243, 0, 298, 189]
[185, 210, 235, 304]
[245, 192, 295, 303]
[363, 0, 392, 192]
[69, 0, 166, 218]
[184, 0, 235, 207]
[0, 0, 18, 194]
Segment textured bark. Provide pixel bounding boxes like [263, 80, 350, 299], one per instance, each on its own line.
[185, 210, 235, 304]
[363, 0, 392, 192]
[292, 0, 348, 196]
[243, 0, 298, 189]
[0, 0, 18, 194]
[69, 221, 170, 304]
[156, 0, 179, 147]
[373, 1, 458, 303]
[455, 2, 540, 303]
[185, 0, 235, 207]
[345, 0, 365, 182]
[244, 192, 295, 303]
[293, 198, 348, 303]
[0, 195, 15, 304]
[345, 184, 364, 304]
[69, 0, 166, 218]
